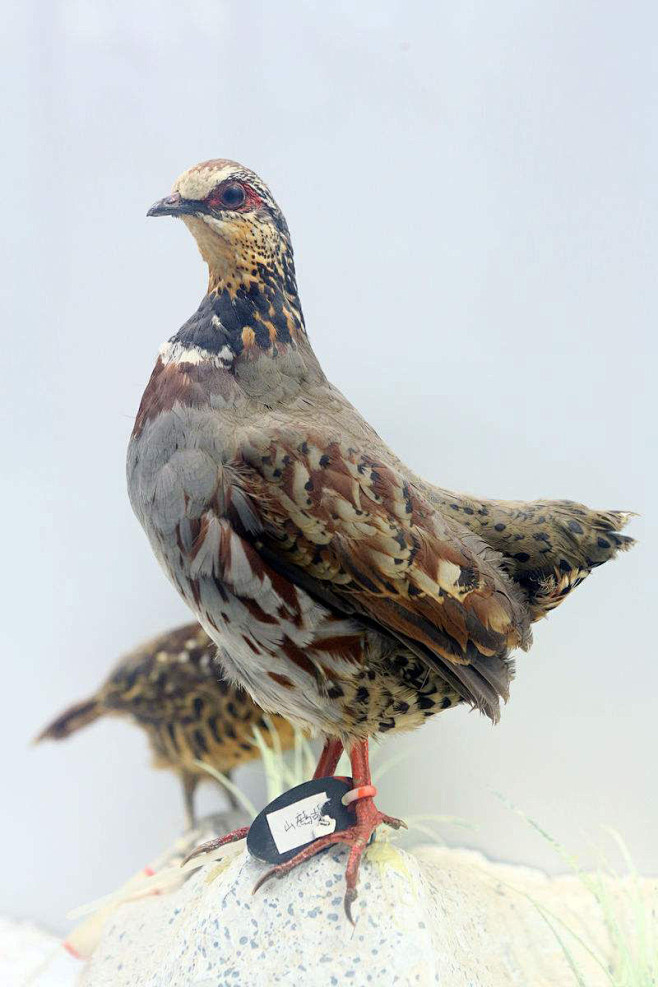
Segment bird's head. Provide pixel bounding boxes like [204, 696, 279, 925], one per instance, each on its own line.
[147, 160, 309, 369]
[147, 159, 295, 296]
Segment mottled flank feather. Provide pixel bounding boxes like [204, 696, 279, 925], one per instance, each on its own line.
[36, 622, 295, 824]
[239, 432, 530, 723]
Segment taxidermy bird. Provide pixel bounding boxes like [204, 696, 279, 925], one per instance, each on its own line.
[127, 159, 634, 918]
[36, 622, 295, 827]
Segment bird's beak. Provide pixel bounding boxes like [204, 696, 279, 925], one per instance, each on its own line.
[147, 192, 203, 218]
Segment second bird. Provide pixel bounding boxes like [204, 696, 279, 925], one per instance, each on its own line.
[37, 622, 296, 827]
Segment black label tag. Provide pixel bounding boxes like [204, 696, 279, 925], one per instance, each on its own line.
[246, 776, 354, 865]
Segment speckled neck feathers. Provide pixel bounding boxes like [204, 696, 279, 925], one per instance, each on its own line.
[167, 202, 306, 371]
[167, 275, 304, 368]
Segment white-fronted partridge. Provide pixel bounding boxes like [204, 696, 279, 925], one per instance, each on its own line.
[36, 622, 295, 827]
[127, 159, 634, 918]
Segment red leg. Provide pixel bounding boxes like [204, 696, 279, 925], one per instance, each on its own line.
[313, 737, 344, 779]
[253, 738, 406, 924]
[182, 826, 250, 866]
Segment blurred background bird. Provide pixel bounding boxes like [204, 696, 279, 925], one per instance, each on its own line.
[36, 622, 296, 828]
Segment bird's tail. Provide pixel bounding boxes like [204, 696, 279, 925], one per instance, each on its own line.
[512, 502, 636, 620]
[34, 697, 103, 743]
[427, 484, 635, 622]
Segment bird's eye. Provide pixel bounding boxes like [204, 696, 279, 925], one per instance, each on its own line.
[218, 183, 246, 209]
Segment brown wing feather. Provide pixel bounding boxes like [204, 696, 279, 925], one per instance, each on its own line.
[237, 430, 532, 718]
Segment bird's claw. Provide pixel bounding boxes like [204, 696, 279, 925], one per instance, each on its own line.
[181, 825, 249, 867]
[343, 886, 358, 926]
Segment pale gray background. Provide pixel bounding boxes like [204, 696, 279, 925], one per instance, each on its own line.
[1, 0, 654, 931]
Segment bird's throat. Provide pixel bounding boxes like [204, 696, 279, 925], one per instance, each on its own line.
[171, 214, 307, 367]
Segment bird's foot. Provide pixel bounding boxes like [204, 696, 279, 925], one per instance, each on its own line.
[182, 825, 250, 866]
[252, 792, 405, 924]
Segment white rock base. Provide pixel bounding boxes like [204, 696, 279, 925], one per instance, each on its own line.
[78, 838, 653, 987]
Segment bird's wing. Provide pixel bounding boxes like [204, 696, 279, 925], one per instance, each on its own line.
[230, 427, 532, 720]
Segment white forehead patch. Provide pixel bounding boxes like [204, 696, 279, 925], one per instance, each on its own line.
[175, 164, 238, 202]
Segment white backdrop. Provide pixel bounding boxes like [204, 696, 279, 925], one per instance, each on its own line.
[1, 0, 654, 931]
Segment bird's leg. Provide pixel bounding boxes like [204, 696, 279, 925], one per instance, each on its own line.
[222, 769, 241, 811]
[253, 738, 406, 924]
[182, 769, 250, 862]
[313, 737, 344, 778]
[181, 771, 199, 830]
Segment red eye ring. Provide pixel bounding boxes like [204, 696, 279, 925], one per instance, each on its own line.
[206, 180, 262, 213]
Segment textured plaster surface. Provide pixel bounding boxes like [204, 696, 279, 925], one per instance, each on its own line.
[76, 839, 654, 987]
